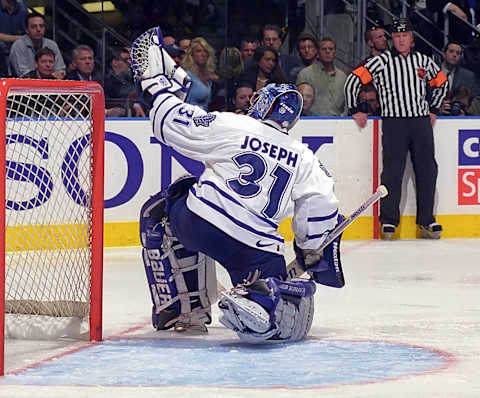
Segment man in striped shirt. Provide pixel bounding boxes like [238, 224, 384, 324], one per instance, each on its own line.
[344, 18, 448, 240]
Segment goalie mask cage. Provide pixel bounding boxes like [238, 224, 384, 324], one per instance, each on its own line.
[0, 79, 104, 375]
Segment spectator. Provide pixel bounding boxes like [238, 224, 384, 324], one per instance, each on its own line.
[9, 12, 65, 78]
[441, 86, 471, 115]
[296, 37, 347, 116]
[0, 0, 28, 77]
[66, 44, 126, 118]
[65, 44, 100, 81]
[261, 24, 302, 83]
[297, 32, 318, 67]
[468, 94, 480, 115]
[164, 44, 186, 65]
[177, 36, 192, 52]
[297, 82, 315, 116]
[239, 36, 258, 63]
[357, 24, 388, 66]
[182, 36, 219, 111]
[236, 46, 287, 91]
[22, 47, 57, 79]
[441, 41, 476, 95]
[345, 18, 448, 240]
[163, 35, 176, 46]
[11, 47, 65, 118]
[355, 24, 387, 115]
[104, 48, 145, 117]
[358, 84, 380, 116]
[230, 82, 253, 114]
[290, 32, 319, 81]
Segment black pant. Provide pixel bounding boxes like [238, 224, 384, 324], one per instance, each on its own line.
[380, 117, 438, 227]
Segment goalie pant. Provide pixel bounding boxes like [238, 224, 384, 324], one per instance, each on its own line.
[140, 175, 289, 332]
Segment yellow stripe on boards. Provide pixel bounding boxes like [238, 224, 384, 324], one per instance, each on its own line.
[101, 214, 480, 247]
[7, 224, 90, 251]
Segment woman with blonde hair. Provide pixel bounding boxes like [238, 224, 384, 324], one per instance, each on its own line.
[181, 37, 218, 110]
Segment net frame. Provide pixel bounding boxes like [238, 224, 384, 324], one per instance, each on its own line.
[0, 78, 105, 375]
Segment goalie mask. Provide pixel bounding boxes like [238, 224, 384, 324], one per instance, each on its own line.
[247, 83, 303, 132]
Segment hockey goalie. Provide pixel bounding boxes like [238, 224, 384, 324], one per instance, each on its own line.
[132, 27, 345, 343]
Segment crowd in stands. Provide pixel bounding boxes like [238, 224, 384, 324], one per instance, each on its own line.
[1, 0, 480, 117]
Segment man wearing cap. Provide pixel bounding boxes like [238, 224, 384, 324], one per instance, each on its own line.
[344, 18, 448, 240]
[164, 44, 185, 65]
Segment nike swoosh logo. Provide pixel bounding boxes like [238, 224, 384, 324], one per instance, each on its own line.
[256, 240, 274, 248]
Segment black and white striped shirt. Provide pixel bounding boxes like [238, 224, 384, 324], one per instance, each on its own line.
[344, 49, 448, 117]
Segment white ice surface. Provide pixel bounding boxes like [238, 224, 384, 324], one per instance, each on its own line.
[2, 239, 480, 397]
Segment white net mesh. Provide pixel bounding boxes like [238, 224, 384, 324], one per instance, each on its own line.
[5, 91, 95, 336]
[130, 27, 159, 78]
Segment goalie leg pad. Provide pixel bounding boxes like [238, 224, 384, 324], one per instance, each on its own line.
[218, 277, 316, 343]
[140, 177, 217, 332]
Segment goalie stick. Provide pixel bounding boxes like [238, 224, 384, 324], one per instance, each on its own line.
[285, 185, 388, 280]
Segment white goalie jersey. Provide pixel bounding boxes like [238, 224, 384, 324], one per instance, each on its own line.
[150, 93, 339, 255]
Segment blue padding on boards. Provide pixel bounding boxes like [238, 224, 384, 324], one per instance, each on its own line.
[2, 339, 448, 387]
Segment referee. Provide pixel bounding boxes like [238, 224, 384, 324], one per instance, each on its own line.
[344, 18, 448, 240]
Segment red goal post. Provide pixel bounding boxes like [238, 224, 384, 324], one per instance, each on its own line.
[0, 79, 105, 375]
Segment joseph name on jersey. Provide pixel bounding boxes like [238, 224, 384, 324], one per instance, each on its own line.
[150, 93, 339, 254]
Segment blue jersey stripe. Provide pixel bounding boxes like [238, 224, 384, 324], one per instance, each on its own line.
[190, 186, 284, 243]
[307, 209, 338, 222]
[159, 102, 181, 142]
[201, 180, 279, 229]
[306, 233, 326, 240]
[152, 95, 174, 140]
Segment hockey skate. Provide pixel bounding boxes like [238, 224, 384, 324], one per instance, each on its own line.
[381, 224, 395, 240]
[419, 222, 442, 239]
[130, 27, 191, 101]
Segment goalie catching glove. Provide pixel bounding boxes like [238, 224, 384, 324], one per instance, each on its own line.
[219, 276, 316, 343]
[130, 26, 191, 103]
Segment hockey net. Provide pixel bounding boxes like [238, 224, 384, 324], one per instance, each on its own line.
[0, 79, 104, 374]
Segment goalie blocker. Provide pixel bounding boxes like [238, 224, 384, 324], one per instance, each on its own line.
[139, 176, 217, 332]
[294, 214, 346, 288]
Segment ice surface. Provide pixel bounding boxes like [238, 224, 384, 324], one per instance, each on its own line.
[2, 239, 480, 397]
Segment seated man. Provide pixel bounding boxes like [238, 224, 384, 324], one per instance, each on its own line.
[297, 82, 315, 115]
[104, 48, 145, 117]
[358, 84, 380, 116]
[131, 27, 345, 343]
[22, 47, 57, 79]
[9, 12, 65, 78]
[231, 82, 253, 114]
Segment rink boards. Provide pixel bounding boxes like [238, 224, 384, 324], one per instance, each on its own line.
[97, 117, 479, 245]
